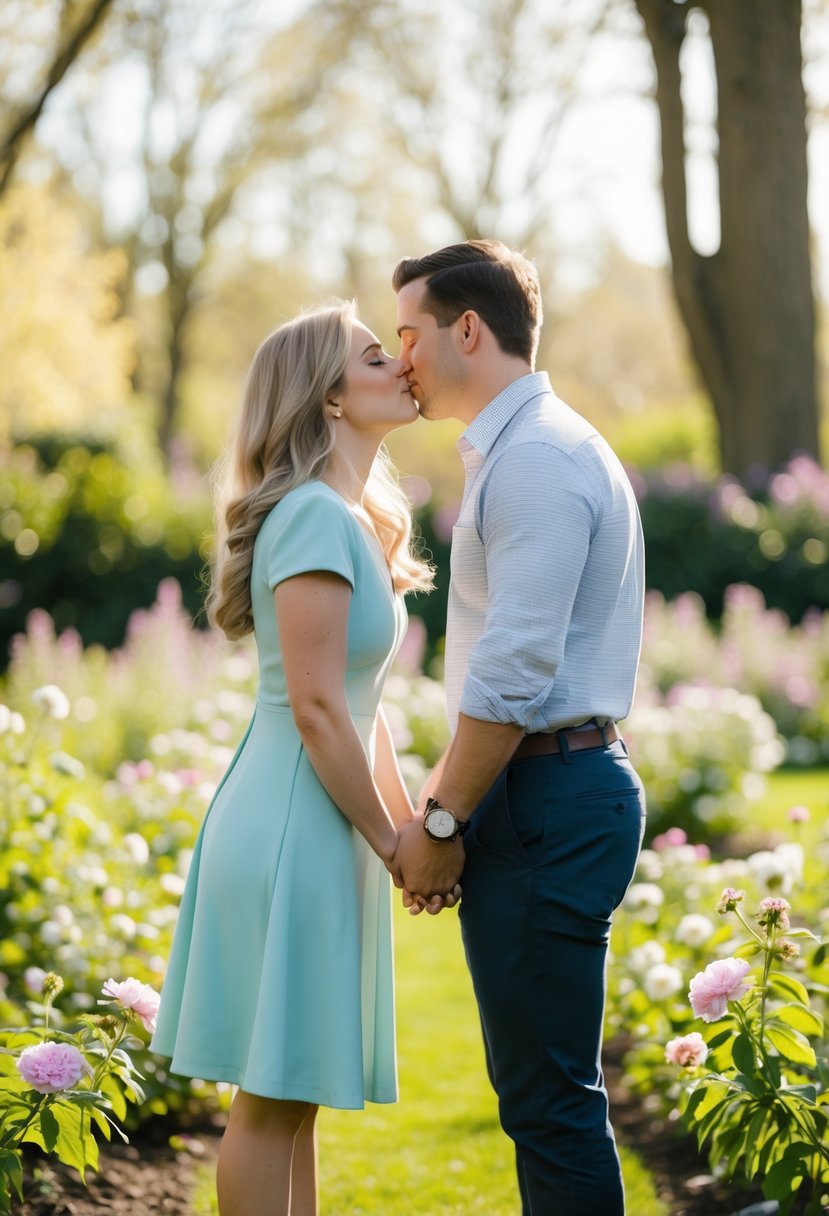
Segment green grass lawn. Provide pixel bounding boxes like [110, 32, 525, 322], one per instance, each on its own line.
[193, 768, 828, 1214]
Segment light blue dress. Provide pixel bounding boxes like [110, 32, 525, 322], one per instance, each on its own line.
[151, 482, 407, 1108]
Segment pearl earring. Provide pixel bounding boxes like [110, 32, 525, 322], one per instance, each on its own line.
[330, 409, 342, 419]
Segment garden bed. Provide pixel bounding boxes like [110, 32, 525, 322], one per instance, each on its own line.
[13, 1057, 772, 1216]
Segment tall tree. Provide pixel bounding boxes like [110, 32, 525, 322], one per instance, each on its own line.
[634, 0, 819, 476]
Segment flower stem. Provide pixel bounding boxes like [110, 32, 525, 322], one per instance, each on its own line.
[91, 1018, 128, 1091]
[734, 905, 766, 947]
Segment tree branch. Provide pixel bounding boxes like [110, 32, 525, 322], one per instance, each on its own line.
[0, 0, 115, 195]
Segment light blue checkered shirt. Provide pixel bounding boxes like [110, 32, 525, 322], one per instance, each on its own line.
[444, 372, 645, 734]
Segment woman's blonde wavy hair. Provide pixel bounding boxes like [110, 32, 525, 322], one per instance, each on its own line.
[208, 300, 433, 640]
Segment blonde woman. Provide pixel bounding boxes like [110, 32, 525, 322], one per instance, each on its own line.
[151, 302, 442, 1216]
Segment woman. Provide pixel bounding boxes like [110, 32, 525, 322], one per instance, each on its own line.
[151, 301, 437, 1216]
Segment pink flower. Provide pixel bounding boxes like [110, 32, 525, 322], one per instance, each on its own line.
[17, 1042, 90, 1094]
[102, 977, 161, 1034]
[688, 957, 754, 1022]
[665, 1032, 709, 1069]
[717, 887, 746, 915]
[787, 805, 810, 823]
[758, 897, 791, 932]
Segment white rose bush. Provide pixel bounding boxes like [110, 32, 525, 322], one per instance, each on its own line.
[0, 970, 156, 1213]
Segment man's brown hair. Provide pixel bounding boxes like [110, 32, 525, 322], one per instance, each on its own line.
[392, 239, 542, 365]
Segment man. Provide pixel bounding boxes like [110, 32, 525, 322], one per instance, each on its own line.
[393, 240, 646, 1216]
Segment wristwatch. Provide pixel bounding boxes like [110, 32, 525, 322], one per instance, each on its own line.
[423, 797, 469, 842]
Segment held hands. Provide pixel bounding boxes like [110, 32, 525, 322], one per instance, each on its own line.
[393, 815, 464, 917]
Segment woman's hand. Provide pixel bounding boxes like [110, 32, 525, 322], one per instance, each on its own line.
[403, 883, 463, 916]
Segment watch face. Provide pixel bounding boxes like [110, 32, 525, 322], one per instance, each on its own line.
[426, 808, 456, 839]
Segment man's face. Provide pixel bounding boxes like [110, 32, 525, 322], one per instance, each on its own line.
[395, 278, 463, 421]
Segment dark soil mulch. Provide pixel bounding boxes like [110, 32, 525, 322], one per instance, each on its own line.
[14, 1121, 220, 1216]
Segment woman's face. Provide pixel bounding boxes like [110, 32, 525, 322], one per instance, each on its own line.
[332, 322, 418, 434]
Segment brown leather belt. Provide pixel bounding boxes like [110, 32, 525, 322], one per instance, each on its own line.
[512, 722, 619, 761]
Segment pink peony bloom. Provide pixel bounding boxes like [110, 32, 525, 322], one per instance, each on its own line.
[786, 805, 810, 823]
[18, 1041, 90, 1093]
[102, 977, 161, 1034]
[688, 957, 754, 1022]
[665, 1032, 709, 1069]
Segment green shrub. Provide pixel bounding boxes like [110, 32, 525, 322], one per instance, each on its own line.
[0, 441, 210, 665]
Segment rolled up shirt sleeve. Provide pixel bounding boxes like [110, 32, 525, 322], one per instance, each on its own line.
[458, 441, 597, 732]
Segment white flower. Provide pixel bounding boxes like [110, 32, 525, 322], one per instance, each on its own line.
[624, 883, 665, 910]
[50, 751, 86, 780]
[52, 905, 74, 928]
[676, 914, 715, 948]
[31, 685, 70, 720]
[635, 849, 664, 881]
[123, 833, 150, 865]
[160, 873, 186, 897]
[629, 940, 666, 973]
[24, 966, 47, 994]
[644, 963, 684, 1001]
[102, 886, 124, 908]
[9, 712, 25, 734]
[747, 843, 803, 894]
[40, 921, 63, 945]
[109, 913, 137, 939]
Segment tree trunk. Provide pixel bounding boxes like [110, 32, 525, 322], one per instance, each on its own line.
[634, 0, 819, 478]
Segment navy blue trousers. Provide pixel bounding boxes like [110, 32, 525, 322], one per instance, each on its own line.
[458, 738, 646, 1216]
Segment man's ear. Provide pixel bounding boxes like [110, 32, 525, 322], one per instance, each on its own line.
[457, 310, 482, 352]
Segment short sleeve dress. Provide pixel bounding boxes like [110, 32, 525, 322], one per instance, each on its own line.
[151, 482, 408, 1108]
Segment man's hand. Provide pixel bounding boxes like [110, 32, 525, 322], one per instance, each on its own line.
[395, 815, 465, 907]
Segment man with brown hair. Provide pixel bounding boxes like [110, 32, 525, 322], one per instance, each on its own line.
[393, 240, 646, 1215]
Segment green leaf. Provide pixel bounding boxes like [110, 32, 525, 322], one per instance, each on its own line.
[735, 941, 763, 958]
[768, 972, 810, 1006]
[101, 1074, 127, 1121]
[732, 1031, 756, 1076]
[782, 1083, 818, 1103]
[705, 1029, 733, 1051]
[772, 1004, 823, 1036]
[762, 1156, 803, 1202]
[38, 1105, 60, 1153]
[22, 1100, 99, 1181]
[781, 927, 818, 941]
[0, 1150, 23, 1200]
[765, 1024, 817, 1068]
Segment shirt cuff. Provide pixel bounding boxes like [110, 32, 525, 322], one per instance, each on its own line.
[459, 673, 557, 732]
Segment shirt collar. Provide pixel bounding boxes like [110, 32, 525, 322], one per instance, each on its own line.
[459, 372, 552, 458]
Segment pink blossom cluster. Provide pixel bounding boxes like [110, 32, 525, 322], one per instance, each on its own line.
[650, 826, 710, 860]
[717, 887, 746, 914]
[757, 897, 791, 932]
[102, 977, 161, 1034]
[688, 957, 754, 1022]
[17, 1041, 90, 1094]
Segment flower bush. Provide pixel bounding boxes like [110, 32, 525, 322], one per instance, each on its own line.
[635, 454, 829, 625]
[640, 584, 829, 767]
[668, 890, 827, 1214]
[0, 972, 155, 1213]
[609, 817, 828, 1212]
[623, 682, 784, 840]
